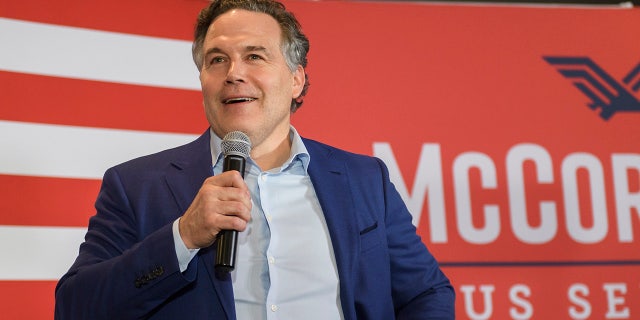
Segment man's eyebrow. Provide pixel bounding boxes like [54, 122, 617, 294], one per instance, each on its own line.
[204, 47, 224, 57]
[245, 45, 268, 53]
[204, 45, 269, 57]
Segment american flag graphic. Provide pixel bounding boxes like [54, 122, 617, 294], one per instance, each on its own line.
[1, 1, 213, 318]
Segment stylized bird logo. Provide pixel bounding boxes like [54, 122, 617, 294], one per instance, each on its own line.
[543, 56, 640, 120]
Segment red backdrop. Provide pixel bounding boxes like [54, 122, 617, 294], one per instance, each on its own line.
[1, 0, 640, 318]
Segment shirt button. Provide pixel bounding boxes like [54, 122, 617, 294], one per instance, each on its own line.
[268, 256, 275, 264]
[271, 304, 278, 312]
[266, 214, 272, 222]
[260, 174, 267, 182]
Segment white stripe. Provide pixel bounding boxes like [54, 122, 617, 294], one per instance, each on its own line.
[0, 225, 87, 280]
[0, 18, 200, 90]
[0, 120, 198, 179]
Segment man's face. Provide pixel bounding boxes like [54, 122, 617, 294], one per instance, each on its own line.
[199, 9, 305, 150]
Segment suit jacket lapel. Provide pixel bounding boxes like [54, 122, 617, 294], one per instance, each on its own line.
[304, 138, 358, 319]
[164, 130, 211, 214]
[163, 130, 235, 319]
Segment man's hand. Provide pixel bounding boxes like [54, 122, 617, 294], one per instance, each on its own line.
[178, 171, 251, 249]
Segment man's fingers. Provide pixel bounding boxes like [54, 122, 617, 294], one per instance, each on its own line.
[178, 172, 252, 249]
[205, 170, 248, 189]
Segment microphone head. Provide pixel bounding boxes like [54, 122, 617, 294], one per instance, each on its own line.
[221, 131, 251, 158]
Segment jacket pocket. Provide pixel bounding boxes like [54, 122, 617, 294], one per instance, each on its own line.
[359, 221, 381, 253]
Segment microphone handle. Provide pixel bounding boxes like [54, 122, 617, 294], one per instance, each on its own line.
[215, 154, 246, 272]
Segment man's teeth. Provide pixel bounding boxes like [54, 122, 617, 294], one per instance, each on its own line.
[225, 98, 256, 104]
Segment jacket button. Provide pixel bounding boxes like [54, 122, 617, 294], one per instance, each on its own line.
[153, 266, 164, 276]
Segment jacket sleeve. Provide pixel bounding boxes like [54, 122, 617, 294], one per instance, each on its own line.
[54, 166, 198, 320]
[374, 157, 456, 319]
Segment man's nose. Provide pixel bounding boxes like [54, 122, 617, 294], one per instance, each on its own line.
[225, 61, 246, 84]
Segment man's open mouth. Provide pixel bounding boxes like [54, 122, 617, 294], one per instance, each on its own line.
[223, 97, 257, 104]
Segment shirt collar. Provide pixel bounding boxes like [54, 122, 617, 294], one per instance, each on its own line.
[210, 126, 310, 173]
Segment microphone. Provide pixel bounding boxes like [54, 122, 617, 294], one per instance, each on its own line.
[215, 131, 251, 273]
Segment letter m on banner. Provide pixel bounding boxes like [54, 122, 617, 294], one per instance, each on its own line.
[373, 143, 448, 243]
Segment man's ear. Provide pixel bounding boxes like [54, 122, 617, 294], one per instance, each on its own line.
[292, 65, 305, 98]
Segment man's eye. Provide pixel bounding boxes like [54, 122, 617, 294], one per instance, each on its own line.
[248, 54, 262, 60]
[210, 56, 225, 64]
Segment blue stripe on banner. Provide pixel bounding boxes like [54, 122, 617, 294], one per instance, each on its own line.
[440, 260, 640, 268]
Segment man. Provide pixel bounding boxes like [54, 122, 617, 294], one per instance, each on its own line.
[54, 0, 455, 319]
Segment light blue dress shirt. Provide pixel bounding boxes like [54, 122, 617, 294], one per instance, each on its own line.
[173, 127, 344, 319]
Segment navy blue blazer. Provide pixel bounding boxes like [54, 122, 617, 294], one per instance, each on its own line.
[55, 130, 454, 319]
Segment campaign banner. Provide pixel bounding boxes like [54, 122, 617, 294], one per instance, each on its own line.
[1, 0, 639, 318]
